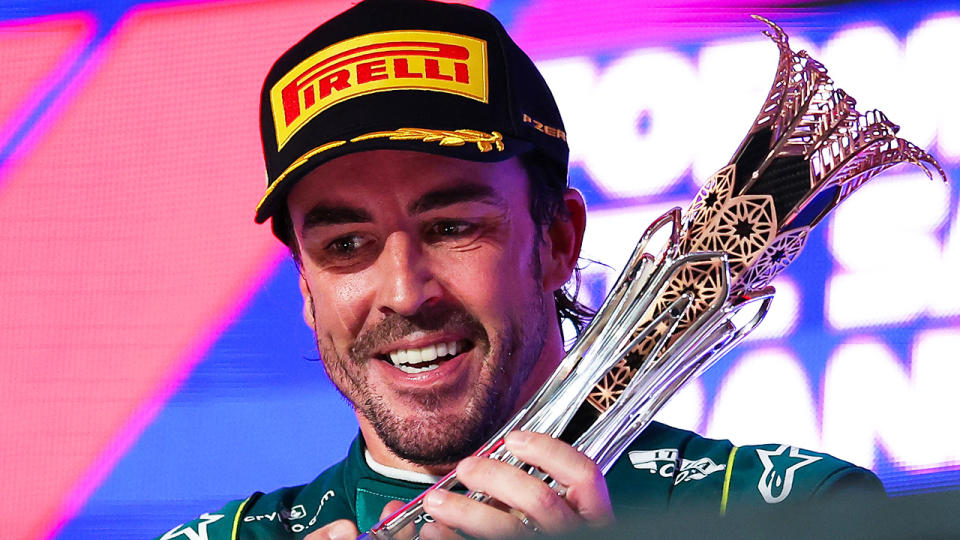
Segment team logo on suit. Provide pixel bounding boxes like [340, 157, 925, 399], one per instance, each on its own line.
[628, 449, 726, 485]
[756, 445, 821, 503]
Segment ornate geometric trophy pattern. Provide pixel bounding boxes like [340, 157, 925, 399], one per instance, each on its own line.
[360, 17, 946, 539]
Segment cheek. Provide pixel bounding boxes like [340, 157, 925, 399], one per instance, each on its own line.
[433, 241, 536, 315]
[308, 274, 372, 340]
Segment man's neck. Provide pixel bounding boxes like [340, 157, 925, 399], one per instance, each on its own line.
[358, 415, 458, 476]
[364, 449, 447, 484]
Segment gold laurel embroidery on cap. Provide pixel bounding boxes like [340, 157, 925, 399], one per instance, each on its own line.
[256, 128, 507, 215]
[256, 140, 347, 213]
[350, 128, 505, 152]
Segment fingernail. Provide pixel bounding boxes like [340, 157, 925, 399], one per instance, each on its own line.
[506, 430, 532, 449]
[425, 489, 447, 507]
[457, 457, 478, 475]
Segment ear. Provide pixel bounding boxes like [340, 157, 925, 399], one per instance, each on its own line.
[540, 188, 587, 292]
[299, 274, 316, 329]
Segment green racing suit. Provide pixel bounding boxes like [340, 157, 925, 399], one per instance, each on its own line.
[155, 421, 883, 539]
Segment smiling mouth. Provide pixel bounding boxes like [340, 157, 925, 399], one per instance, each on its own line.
[378, 340, 474, 374]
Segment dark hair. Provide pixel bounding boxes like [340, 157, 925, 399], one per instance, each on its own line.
[518, 153, 595, 336]
[280, 152, 595, 338]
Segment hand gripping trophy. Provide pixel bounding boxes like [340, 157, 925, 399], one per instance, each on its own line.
[360, 17, 947, 540]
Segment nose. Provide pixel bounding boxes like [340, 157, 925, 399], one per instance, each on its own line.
[375, 231, 442, 316]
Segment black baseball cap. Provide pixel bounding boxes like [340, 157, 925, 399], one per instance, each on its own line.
[256, 0, 569, 240]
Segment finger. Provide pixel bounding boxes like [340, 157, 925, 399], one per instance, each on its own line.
[377, 499, 415, 538]
[454, 457, 580, 535]
[304, 518, 359, 540]
[379, 499, 406, 520]
[419, 520, 464, 540]
[422, 488, 531, 539]
[504, 431, 614, 526]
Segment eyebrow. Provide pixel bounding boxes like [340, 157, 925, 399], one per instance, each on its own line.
[300, 182, 507, 233]
[408, 182, 507, 214]
[301, 205, 373, 232]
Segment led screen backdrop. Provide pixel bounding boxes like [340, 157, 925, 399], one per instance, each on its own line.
[0, 0, 958, 538]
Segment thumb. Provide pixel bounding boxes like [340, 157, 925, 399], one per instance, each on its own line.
[304, 519, 359, 540]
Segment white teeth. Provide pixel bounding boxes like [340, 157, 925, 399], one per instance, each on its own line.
[387, 340, 463, 369]
[395, 364, 439, 374]
[421, 344, 438, 362]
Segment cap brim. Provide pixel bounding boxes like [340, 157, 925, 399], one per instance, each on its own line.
[254, 133, 534, 225]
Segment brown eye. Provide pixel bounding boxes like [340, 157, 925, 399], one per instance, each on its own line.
[428, 221, 477, 239]
[327, 234, 368, 255]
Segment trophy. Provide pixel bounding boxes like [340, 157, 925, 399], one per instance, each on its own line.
[359, 16, 946, 539]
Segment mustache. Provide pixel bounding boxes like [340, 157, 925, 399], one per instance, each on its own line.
[349, 303, 488, 361]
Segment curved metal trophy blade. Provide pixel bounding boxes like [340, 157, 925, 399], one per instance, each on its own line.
[360, 17, 946, 540]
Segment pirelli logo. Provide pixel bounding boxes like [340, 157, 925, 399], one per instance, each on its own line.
[270, 30, 489, 149]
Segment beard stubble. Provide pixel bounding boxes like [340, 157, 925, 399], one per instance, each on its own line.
[312, 252, 549, 466]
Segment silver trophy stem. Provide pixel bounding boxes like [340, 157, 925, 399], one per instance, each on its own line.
[359, 15, 945, 540]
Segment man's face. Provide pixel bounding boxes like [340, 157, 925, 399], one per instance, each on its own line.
[287, 150, 556, 466]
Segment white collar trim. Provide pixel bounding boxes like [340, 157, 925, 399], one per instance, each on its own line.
[364, 450, 446, 484]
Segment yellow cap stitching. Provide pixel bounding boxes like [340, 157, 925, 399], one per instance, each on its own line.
[256, 140, 347, 214]
[256, 128, 505, 215]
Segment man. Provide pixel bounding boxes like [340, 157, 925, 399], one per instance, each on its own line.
[158, 0, 882, 538]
